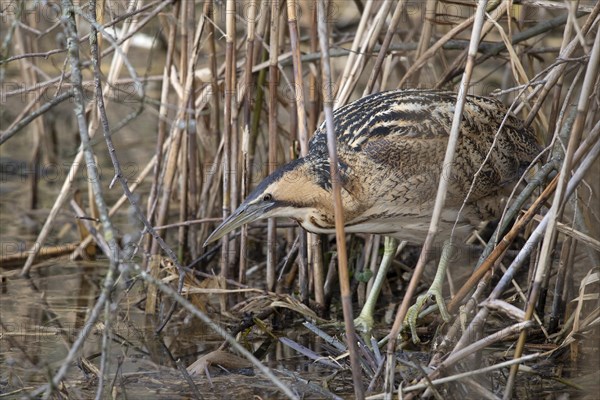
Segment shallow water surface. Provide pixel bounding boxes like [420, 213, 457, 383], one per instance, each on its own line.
[0, 262, 350, 399]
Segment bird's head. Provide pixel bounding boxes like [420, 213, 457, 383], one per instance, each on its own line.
[204, 157, 334, 246]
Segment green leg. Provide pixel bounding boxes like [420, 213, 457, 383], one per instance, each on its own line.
[354, 237, 400, 333]
[405, 239, 455, 343]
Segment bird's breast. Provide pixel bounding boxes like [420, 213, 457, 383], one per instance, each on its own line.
[290, 211, 337, 235]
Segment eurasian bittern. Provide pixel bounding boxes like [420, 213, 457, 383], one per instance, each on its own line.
[205, 89, 539, 336]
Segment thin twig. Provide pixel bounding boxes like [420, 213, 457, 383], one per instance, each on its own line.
[0, 90, 74, 145]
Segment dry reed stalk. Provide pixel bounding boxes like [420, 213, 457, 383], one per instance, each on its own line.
[0, 243, 80, 267]
[412, 0, 438, 85]
[147, 2, 207, 316]
[214, 1, 237, 305]
[546, 3, 575, 147]
[186, 107, 199, 261]
[287, 0, 309, 155]
[317, 1, 363, 398]
[308, 4, 320, 134]
[336, 1, 393, 106]
[178, 22, 192, 261]
[178, 121, 190, 260]
[548, 236, 574, 333]
[239, 0, 257, 285]
[364, 0, 408, 95]
[177, 1, 198, 262]
[196, 0, 221, 246]
[219, 0, 235, 298]
[13, 6, 45, 211]
[307, 4, 325, 311]
[266, 0, 280, 292]
[247, 18, 268, 188]
[334, 0, 374, 99]
[229, 4, 240, 238]
[525, 3, 599, 127]
[287, 0, 313, 305]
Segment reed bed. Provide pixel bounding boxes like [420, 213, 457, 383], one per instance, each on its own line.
[1, 0, 599, 399]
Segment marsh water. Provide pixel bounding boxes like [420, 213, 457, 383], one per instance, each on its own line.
[1, 261, 350, 399]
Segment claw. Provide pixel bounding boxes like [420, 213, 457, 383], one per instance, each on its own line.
[404, 239, 457, 343]
[354, 237, 401, 337]
[405, 286, 450, 343]
[354, 313, 374, 335]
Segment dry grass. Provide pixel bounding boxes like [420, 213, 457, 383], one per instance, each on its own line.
[1, 0, 599, 398]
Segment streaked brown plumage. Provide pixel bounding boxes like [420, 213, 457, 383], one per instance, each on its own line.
[205, 89, 540, 246]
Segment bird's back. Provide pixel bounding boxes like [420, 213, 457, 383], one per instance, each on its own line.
[306, 89, 540, 242]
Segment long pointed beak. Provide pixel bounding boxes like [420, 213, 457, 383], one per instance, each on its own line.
[203, 201, 274, 246]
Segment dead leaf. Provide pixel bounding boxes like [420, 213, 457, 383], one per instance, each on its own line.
[187, 350, 253, 376]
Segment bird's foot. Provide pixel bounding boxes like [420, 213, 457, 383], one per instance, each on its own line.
[404, 284, 451, 344]
[353, 313, 374, 335]
[353, 237, 401, 338]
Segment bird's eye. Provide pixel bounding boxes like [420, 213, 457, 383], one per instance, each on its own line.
[263, 193, 273, 202]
